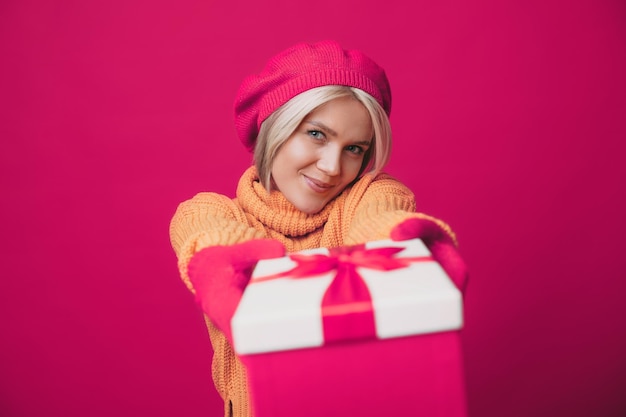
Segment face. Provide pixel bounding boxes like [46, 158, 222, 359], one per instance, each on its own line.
[271, 96, 373, 214]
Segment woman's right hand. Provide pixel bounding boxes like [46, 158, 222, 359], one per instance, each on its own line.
[187, 239, 285, 341]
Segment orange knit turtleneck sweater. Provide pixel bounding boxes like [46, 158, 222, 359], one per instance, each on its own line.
[169, 166, 455, 417]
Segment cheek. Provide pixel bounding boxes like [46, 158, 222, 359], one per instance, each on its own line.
[270, 140, 308, 187]
[277, 137, 315, 166]
[343, 156, 365, 180]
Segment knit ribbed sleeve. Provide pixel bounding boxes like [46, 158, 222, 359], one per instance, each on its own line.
[169, 192, 267, 292]
[344, 173, 457, 245]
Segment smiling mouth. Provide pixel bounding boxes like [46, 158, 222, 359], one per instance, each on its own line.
[303, 175, 334, 193]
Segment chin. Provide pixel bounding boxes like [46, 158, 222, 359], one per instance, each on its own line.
[298, 205, 324, 215]
[294, 200, 327, 215]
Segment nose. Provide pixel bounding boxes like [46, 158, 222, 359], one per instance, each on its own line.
[316, 146, 341, 176]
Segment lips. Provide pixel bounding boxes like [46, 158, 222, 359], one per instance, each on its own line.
[303, 175, 334, 193]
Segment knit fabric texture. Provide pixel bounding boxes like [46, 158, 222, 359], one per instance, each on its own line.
[234, 40, 392, 152]
[169, 166, 455, 417]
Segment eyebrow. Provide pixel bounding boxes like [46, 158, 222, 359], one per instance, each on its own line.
[305, 120, 372, 146]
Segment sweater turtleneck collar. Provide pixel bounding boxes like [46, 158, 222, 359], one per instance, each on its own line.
[236, 166, 341, 238]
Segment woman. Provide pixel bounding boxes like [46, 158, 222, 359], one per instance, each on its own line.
[170, 40, 467, 417]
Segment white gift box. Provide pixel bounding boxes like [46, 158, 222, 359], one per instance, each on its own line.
[231, 238, 463, 355]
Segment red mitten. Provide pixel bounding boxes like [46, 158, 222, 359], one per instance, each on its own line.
[187, 239, 286, 341]
[391, 218, 468, 293]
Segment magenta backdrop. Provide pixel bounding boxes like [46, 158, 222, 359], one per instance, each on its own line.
[1, 1, 625, 416]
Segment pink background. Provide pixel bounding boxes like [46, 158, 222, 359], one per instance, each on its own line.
[1, 1, 625, 416]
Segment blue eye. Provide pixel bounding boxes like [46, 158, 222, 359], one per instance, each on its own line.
[307, 130, 325, 140]
[346, 145, 364, 155]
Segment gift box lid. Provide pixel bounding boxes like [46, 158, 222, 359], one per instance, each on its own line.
[231, 238, 463, 355]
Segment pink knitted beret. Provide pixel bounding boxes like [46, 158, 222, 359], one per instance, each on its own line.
[234, 40, 392, 152]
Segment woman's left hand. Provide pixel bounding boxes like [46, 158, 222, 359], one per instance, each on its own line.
[390, 218, 468, 293]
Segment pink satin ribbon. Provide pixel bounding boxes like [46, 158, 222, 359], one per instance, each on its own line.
[254, 244, 433, 343]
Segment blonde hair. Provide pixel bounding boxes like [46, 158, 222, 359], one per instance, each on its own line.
[254, 86, 392, 190]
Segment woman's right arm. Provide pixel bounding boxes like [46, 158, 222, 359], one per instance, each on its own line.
[169, 192, 267, 292]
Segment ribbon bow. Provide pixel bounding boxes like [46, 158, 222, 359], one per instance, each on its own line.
[254, 244, 433, 343]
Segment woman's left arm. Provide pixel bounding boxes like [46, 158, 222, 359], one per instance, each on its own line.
[344, 173, 455, 245]
[344, 174, 467, 292]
